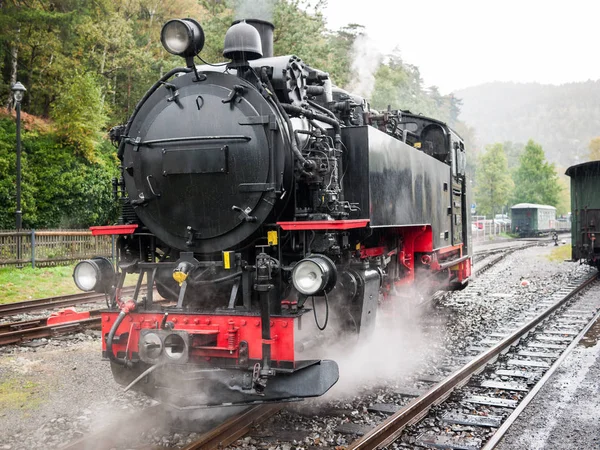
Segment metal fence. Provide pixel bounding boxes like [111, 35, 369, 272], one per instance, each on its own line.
[471, 222, 512, 242]
[0, 229, 114, 268]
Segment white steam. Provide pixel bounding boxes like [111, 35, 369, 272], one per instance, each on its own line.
[232, 0, 276, 21]
[296, 282, 445, 401]
[346, 34, 383, 100]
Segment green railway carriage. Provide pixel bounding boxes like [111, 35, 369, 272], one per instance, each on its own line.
[511, 203, 557, 236]
[566, 161, 600, 268]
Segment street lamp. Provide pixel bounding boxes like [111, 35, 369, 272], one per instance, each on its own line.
[11, 81, 26, 266]
[11, 81, 25, 230]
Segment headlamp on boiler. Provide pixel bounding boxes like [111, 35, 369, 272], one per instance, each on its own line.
[161, 18, 205, 59]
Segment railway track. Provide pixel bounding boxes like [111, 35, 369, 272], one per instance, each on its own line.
[0, 286, 138, 317]
[0, 288, 162, 346]
[346, 270, 599, 449]
[0, 310, 103, 346]
[175, 269, 597, 450]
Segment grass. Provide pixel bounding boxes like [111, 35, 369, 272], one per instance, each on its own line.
[548, 244, 571, 262]
[0, 263, 140, 304]
[0, 264, 79, 304]
[0, 377, 45, 411]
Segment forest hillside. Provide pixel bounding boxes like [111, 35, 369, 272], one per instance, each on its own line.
[455, 81, 600, 168]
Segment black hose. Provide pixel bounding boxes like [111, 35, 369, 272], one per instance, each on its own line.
[118, 67, 193, 159]
[106, 310, 131, 367]
[312, 292, 329, 331]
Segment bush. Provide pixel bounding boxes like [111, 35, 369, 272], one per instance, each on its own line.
[0, 117, 119, 229]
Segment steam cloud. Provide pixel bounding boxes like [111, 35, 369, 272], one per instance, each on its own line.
[295, 281, 445, 403]
[346, 34, 383, 100]
[231, 0, 276, 21]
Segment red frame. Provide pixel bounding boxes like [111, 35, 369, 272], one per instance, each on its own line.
[277, 219, 369, 230]
[102, 312, 296, 364]
[90, 224, 139, 235]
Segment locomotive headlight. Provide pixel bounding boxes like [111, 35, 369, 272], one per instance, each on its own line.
[292, 255, 337, 296]
[161, 18, 205, 57]
[73, 257, 115, 293]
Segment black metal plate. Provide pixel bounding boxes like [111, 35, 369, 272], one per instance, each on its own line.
[162, 146, 228, 175]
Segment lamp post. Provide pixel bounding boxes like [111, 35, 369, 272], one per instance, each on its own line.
[11, 81, 26, 265]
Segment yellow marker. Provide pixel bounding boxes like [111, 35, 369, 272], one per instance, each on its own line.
[172, 271, 188, 286]
[267, 230, 278, 246]
[414, 142, 422, 149]
[355, 243, 361, 250]
[223, 251, 233, 269]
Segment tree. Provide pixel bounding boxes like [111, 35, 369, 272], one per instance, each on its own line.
[512, 140, 561, 207]
[473, 143, 513, 218]
[370, 50, 460, 124]
[503, 141, 524, 171]
[50, 71, 107, 160]
[589, 137, 600, 160]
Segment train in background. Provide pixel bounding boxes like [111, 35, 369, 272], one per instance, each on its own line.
[511, 203, 571, 237]
[566, 161, 600, 268]
[72, 17, 471, 408]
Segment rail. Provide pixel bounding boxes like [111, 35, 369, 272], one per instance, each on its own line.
[347, 271, 599, 449]
[0, 286, 137, 317]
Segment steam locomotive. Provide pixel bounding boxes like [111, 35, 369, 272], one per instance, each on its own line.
[73, 18, 471, 408]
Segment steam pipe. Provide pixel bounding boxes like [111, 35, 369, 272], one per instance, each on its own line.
[260, 67, 313, 171]
[307, 99, 339, 122]
[280, 103, 342, 150]
[255, 252, 274, 373]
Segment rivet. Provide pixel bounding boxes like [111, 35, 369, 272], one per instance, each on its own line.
[282, 321, 288, 328]
[255, 320, 260, 327]
[194, 318, 200, 325]
[183, 318, 189, 324]
[241, 320, 246, 326]
[172, 318, 178, 323]
[206, 318, 211, 325]
[270, 321, 275, 327]
[104, 316, 111, 322]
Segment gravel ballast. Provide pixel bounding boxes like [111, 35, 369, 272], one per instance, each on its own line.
[0, 240, 593, 449]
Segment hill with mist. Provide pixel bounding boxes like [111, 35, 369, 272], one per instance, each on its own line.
[455, 80, 600, 169]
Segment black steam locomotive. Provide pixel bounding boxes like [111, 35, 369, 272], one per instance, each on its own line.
[73, 18, 471, 408]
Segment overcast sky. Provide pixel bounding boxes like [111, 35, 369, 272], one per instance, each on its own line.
[322, 0, 600, 93]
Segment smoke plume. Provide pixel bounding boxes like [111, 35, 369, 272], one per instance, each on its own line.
[231, 0, 276, 21]
[346, 34, 383, 100]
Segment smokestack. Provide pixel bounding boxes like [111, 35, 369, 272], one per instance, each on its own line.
[233, 19, 274, 58]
